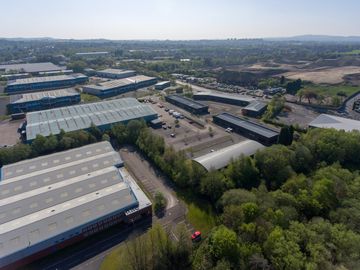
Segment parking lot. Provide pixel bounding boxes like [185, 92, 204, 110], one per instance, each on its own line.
[148, 99, 248, 158]
[0, 119, 22, 146]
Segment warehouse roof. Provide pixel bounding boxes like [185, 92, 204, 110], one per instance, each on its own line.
[84, 75, 155, 91]
[0, 62, 63, 73]
[0, 142, 140, 259]
[309, 114, 360, 132]
[97, 68, 136, 75]
[193, 140, 265, 171]
[25, 98, 157, 141]
[193, 91, 254, 103]
[214, 113, 279, 139]
[155, 81, 170, 86]
[10, 88, 79, 104]
[243, 101, 267, 112]
[166, 95, 208, 110]
[7, 73, 87, 86]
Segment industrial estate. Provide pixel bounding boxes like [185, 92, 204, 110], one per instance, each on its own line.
[1, 35, 360, 270]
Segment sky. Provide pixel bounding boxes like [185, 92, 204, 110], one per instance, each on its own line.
[1, 0, 360, 40]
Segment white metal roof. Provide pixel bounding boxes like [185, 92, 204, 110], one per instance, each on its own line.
[193, 140, 265, 171]
[84, 75, 155, 91]
[0, 62, 63, 73]
[0, 141, 140, 261]
[7, 73, 87, 86]
[194, 91, 254, 103]
[309, 114, 360, 132]
[10, 88, 79, 104]
[25, 98, 157, 141]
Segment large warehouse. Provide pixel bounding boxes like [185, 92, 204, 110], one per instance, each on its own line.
[193, 140, 265, 171]
[8, 88, 81, 114]
[309, 114, 360, 131]
[5, 74, 88, 94]
[0, 62, 64, 75]
[96, 68, 136, 79]
[25, 97, 158, 141]
[193, 92, 254, 106]
[165, 95, 209, 114]
[83, 75, 157, 98]
[0, 141, 152, 270]
[213, 113, 279, 145]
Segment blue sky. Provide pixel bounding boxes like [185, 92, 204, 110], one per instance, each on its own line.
[1, 0, 360, 39]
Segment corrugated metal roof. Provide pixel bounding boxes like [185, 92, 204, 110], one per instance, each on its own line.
[84, 75, 155, 91]
[214, 113, 279, 139]
[309, 114, 360, 131]
[7, 73, 87, 86]
[0, 62, 63, 73]
[166, 95, 208, 110]
[10, 88, 79, 104]
[193, 91, 254, 103]
[25, 98, 157, 141]
[193, 140, 265, 171]
[243, 101, 267, 112]
[0, 141, 140, 262]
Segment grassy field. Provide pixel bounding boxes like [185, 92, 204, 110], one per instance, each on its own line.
[301, 84, 359, 97]
[340, 49, 360, 55]
[81, 93, 101, 103]
[100, 245, 126, 270]
[176, 189, 217, 236]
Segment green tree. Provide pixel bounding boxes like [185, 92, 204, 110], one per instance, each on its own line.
[200, 171, 232, 202]
[277, 125, 294, 146]
[224, 156, 260, 189]
[154, 191, 167, 214]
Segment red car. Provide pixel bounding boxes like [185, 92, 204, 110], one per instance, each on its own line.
[191, 231, 201, 242]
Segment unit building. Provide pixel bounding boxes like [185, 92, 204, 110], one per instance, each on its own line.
[83, 75, 157, 98]
[193, 140, 265, 171]
[241, 101, 268, 117]
[213, 113, 279, 145]
[0, 141, 152, 270]
[0, 62, 64, 75]
[5, 74, 88, 94]
[7, 88, 81, 114]
[75, 52, 109, 58]
[25, 97, 158, 142]
[193, 92, 253, 106]
[165, 95, 209, 115]
[155, 81, 171, 90]
[96, 69, 136, 79]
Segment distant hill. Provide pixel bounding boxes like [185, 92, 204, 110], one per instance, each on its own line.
[266, 35, 360, 43]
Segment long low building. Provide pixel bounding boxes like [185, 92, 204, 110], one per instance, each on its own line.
[193, 140, 265, 171]
[213, 113, 279, 145]
[193, 92, 254, 106]
[309, 114, 360, 131]
[241, 101, 268, 117]
[165, 94, 209, 114]
[0, 62, 63, 74]
[25, 97, 158, 141]
[5, 74, 88, 94]
[0, 141, 152, 270]
[83, 75, 157, 98]
[96, 69, 136, 79]
[8, 88, 81, 114]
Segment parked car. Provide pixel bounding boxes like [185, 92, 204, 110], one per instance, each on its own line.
[191, 231, 201, 242]
[170, 133, 176, 138]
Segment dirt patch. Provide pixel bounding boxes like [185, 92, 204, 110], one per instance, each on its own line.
[282, 66, 360, 84]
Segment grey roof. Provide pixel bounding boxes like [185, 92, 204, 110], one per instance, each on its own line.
[193, 140, 265, 171]
[155, 81, 170, 86]
[84, 75, 155, 91]
[243, 101, 267, 112]
[215, 113, 279, 139]
[193, 91, 254, 103]
[25, 98, 157, 141]
[97, 69, 136, 76]
[309, 114, 360, 132]
[7, 73, 87, 87]
[0, 142, 140, 262]
[75, 52, 109, 56]
[0, 62, 63, 73]
[166, 95, 208, 110]
[10, 88, 79, 104]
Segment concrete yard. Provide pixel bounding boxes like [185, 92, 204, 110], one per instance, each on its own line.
[0, 119, 22, 146]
